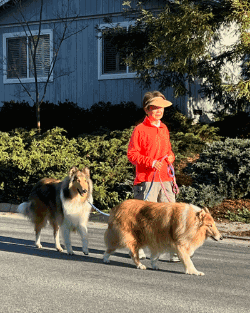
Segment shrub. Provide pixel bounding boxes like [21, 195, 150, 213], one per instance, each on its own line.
[84, 101, 143, 134]
[225, 208, 250, 223]
[76, 128, 135, 210]
[0, 128, 83, 203]
[0, 101, 35, 131]
[0, 100, 143, 137]
[0, 128, 134, 210]
[0, 124, 213, 210]
[212, 112, 250, 139]
[163, 106, 221, 142]
[0, 100, 220, 140]
[0, 100, 222, 209]
[177, 138, 250, 207]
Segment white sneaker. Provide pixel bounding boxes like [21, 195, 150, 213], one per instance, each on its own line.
[129, 249, 146, 260]
[139, 249, 146, 260]
[158, 252, 168, 261]
[169, 252, 181, 262]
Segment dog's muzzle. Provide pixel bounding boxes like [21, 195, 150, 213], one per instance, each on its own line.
[78, 188, 88, 196]
[211, 235, 224, 241]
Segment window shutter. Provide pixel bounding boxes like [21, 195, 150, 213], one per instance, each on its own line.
[7, 37, 27, 79]
[29, 34, 50, 78]
[103, 33, 126, 74]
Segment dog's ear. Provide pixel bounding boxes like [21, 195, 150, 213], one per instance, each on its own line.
[204, 207, 210, 214]
[69, 166, 78, 178]
[197, 209, 206, 222]
[82, 167, 90, 178]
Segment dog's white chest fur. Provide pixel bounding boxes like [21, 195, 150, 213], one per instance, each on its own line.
[60, 190, 91, 229]
[60, 189, 92, 255]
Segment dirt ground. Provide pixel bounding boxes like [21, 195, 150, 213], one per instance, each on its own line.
[209, 199, 250, 237]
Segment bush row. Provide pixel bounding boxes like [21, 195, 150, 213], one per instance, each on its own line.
[177, 138, 250, 207]
[0, 100, 221, 140]
[0, 125, 209, 209]
[0, 128, 135, 210]
[0, 126, 249, 211]
[0, 100, 143, 137]
[212, 111, 250, 139]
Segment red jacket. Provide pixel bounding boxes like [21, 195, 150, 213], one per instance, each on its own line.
[127, 116, 175, 185]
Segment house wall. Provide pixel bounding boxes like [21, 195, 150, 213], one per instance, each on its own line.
[0, 0, 190, 115]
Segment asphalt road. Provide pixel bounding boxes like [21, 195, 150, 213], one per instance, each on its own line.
[0, 214, 249, 313]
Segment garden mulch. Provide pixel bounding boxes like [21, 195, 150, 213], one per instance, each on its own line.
[208, 199, 250, 238]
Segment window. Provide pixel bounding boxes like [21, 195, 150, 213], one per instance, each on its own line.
[98, 22, 136, 80]
[3, 29, 53, 84]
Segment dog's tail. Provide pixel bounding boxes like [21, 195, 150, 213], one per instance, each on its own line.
[17, 202, 31, 216]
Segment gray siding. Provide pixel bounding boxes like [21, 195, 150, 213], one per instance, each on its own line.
[0, 0, 189, 113]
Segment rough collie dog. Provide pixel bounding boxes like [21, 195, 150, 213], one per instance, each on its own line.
[103, 199, 223, 276]
[17, 167, 93, 255]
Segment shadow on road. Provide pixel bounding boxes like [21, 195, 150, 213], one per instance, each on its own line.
[0, 235, 105, 261]
[0, 235, 183, 274]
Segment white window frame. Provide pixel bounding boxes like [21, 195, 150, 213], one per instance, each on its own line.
[98, 22, 137, 80]
[3, 29, 53, 84]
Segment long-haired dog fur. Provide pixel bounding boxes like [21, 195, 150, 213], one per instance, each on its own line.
[103, 199, 223, 275]
[17, 166, 93, 255]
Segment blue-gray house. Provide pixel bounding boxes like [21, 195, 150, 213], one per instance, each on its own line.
[0, 0, 205, 120]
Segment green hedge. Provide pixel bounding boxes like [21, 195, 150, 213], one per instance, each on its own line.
[0, 128, 135, 210]
[212, 112, 250, 139]
[177, 138, 250, 207]
[1, 128, 249, 210]
[0, 100, 221, 140]
[0, 100, 143, 137]
[0, 102, 227, 210]
[0, 125, 212, 210]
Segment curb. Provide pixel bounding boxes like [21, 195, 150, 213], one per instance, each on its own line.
[1, 203, 250, 242]
[0, 203, 110, 223]
[0, 203, 19, 213]
[89, 212, 109, 223]
[220, 234, 250, 241]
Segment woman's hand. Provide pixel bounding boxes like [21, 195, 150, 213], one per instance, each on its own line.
[167, 155, 175, 164]
[153, 161, 163, 171]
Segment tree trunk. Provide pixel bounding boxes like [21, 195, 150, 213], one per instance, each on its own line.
[36, 102, 41, 134]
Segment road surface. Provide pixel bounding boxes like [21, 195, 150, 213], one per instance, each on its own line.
[0, 214, 249, 313]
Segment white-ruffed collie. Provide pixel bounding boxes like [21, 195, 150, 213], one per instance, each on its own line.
[103, 200, 223, 276]
[17, 167, 93, 255]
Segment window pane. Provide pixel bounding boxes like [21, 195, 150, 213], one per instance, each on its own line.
[103, 33, 126, 74]
[29, 34, 50, 78]
[7, 37, 27, 79]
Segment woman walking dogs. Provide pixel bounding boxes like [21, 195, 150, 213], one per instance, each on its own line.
[127, 91, 179, 262]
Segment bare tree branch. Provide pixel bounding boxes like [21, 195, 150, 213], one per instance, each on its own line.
[3, 0, 88, 133]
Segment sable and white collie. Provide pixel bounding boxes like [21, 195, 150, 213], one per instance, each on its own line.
[103, 199, 223, 276]
[17, 167, 93, 255]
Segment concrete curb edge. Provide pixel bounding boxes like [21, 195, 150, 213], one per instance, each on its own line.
[1, 203, 249, 242]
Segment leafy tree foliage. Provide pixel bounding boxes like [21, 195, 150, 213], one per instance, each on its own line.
[223, 0, 250, 103]
[106, 0, 250, 113]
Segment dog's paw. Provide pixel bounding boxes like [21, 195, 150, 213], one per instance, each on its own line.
[137, 264, 147, 270]
[67, 250, 75, 255]
[186, 270, 205, 276]
[36, 243, 43, 249]
[56, 246, 64, 253]
[196, 271, 205, 276]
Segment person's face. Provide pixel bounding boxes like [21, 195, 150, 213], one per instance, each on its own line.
[145, 105, 164, 121]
